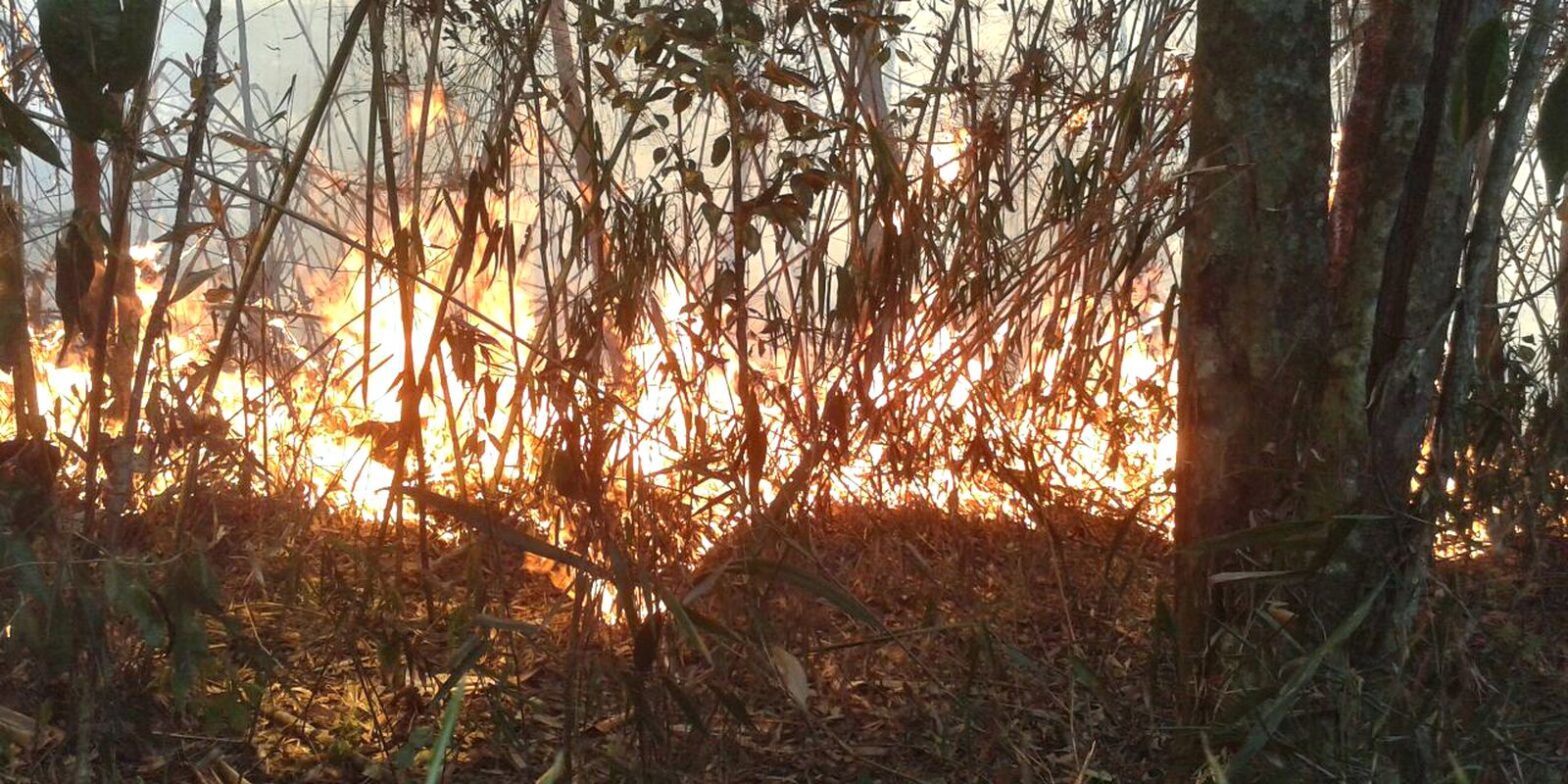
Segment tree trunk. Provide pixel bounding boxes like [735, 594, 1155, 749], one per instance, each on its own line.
[1315, 0, 1445, 666]
[107, 121, 144, 420]
[1556, 205, 1568, 407]
[1180, 0, 1537, 776]
[1176, 0, 1333, 707]
[546, 0, 624, 381]
[0, 192, 40, 436]
[70, 136, 106, 349]
[1363, 0, 1489, 659]
[1440, 0, 1562, 497]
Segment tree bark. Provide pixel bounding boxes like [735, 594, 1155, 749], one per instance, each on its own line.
[0, 192, 40, 436]
[1313, 0, 1446, 666]
[1440, 0, 1562, 496]
[1176, 0, 1333, 705]
[1323, 0, 1441, 466]
[1362, 0, 1489, 652]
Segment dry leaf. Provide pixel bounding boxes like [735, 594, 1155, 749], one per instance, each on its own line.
[0, 705, 62, 749]
[535, 750, 566, 784]
[769, 646, 810, 709]
[216, 131, 271, 154]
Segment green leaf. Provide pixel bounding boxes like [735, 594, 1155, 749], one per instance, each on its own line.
[171, 549, 224, 615]
[170, 264, 223, 304]
[0, 529, 47, 601]
[535, 750, 567, 784]
[1538, 66, 1568, 201]
[1452, 17, 1509, 144]
[424, 678, 465, 784]
[1187, 517, 1332, 554]
[1206, 569, 1307, 586]
[1069, 655, 1111, 704]
[393, 725, 434, 771]
[0, 197, 26, 373]
[660, 673, 710, 736]
[651, 584, 713, 664]
[105, 560, 168, 648]
[103, 0, 161, 92]
[1153, 593, 1176, 642]
[37, 1, 99, 81]
[0, 91, 63, 169]
[768, 645, 810, 708]
[0, 127, 18, 167]
[153, 221, 213, 245]
[1115, 76, 1147, 148]
[432, 635, 486, 709]
[199, 686, 256, 735]
[39, 0, 110, 140]
[675, 7, 718, 41]
[1225, 576, 1390, 778]
[168, 602, 209, 704]
[707, 682, 754, 729]
[472, 613, 543, 637]
[38, 0, 161, 141]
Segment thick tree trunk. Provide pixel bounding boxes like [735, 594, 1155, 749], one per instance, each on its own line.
[1176, 0, 1333, 705]
[1178, 1, 1489, 776]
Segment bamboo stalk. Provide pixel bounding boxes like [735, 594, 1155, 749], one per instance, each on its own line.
[107, 0, 226, 529]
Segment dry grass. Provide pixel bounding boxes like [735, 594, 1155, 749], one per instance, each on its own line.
[1, 489, 1176, 782]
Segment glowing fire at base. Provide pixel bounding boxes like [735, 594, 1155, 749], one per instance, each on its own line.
[0, 123, 1177, 625]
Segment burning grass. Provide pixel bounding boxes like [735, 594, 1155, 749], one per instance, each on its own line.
[3, 0, 1564, 779]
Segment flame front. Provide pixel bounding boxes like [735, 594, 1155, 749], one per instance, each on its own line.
[0, 108, 1177, 623]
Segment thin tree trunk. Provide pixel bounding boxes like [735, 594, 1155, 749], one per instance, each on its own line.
[70, 136, 105, 346]
[0, 192, 39, 437]
[109, 0, 225, 529]
[546, 0, 623, 380]
[1314, 0, 1443, 666]
[1321, 0, 1440, 477]
[1363, 0, 1489, 643]
[1441, 0, 1561, 491]
[106, 112, 144, 420]
[1325, 3, 1490, 775]
[1556, 205, 1568, 407]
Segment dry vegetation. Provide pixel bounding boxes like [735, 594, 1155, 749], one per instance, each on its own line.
[0, 0, 1565, 780]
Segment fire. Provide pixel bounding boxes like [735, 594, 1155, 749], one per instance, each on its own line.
[0, 116, 1177, 626]
[1067, 104, 1093, 134]
[932, 128, 969, 184]
[407, 85, 449, 130]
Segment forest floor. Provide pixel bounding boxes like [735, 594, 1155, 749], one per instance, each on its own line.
[2, 492, 1567, 782]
